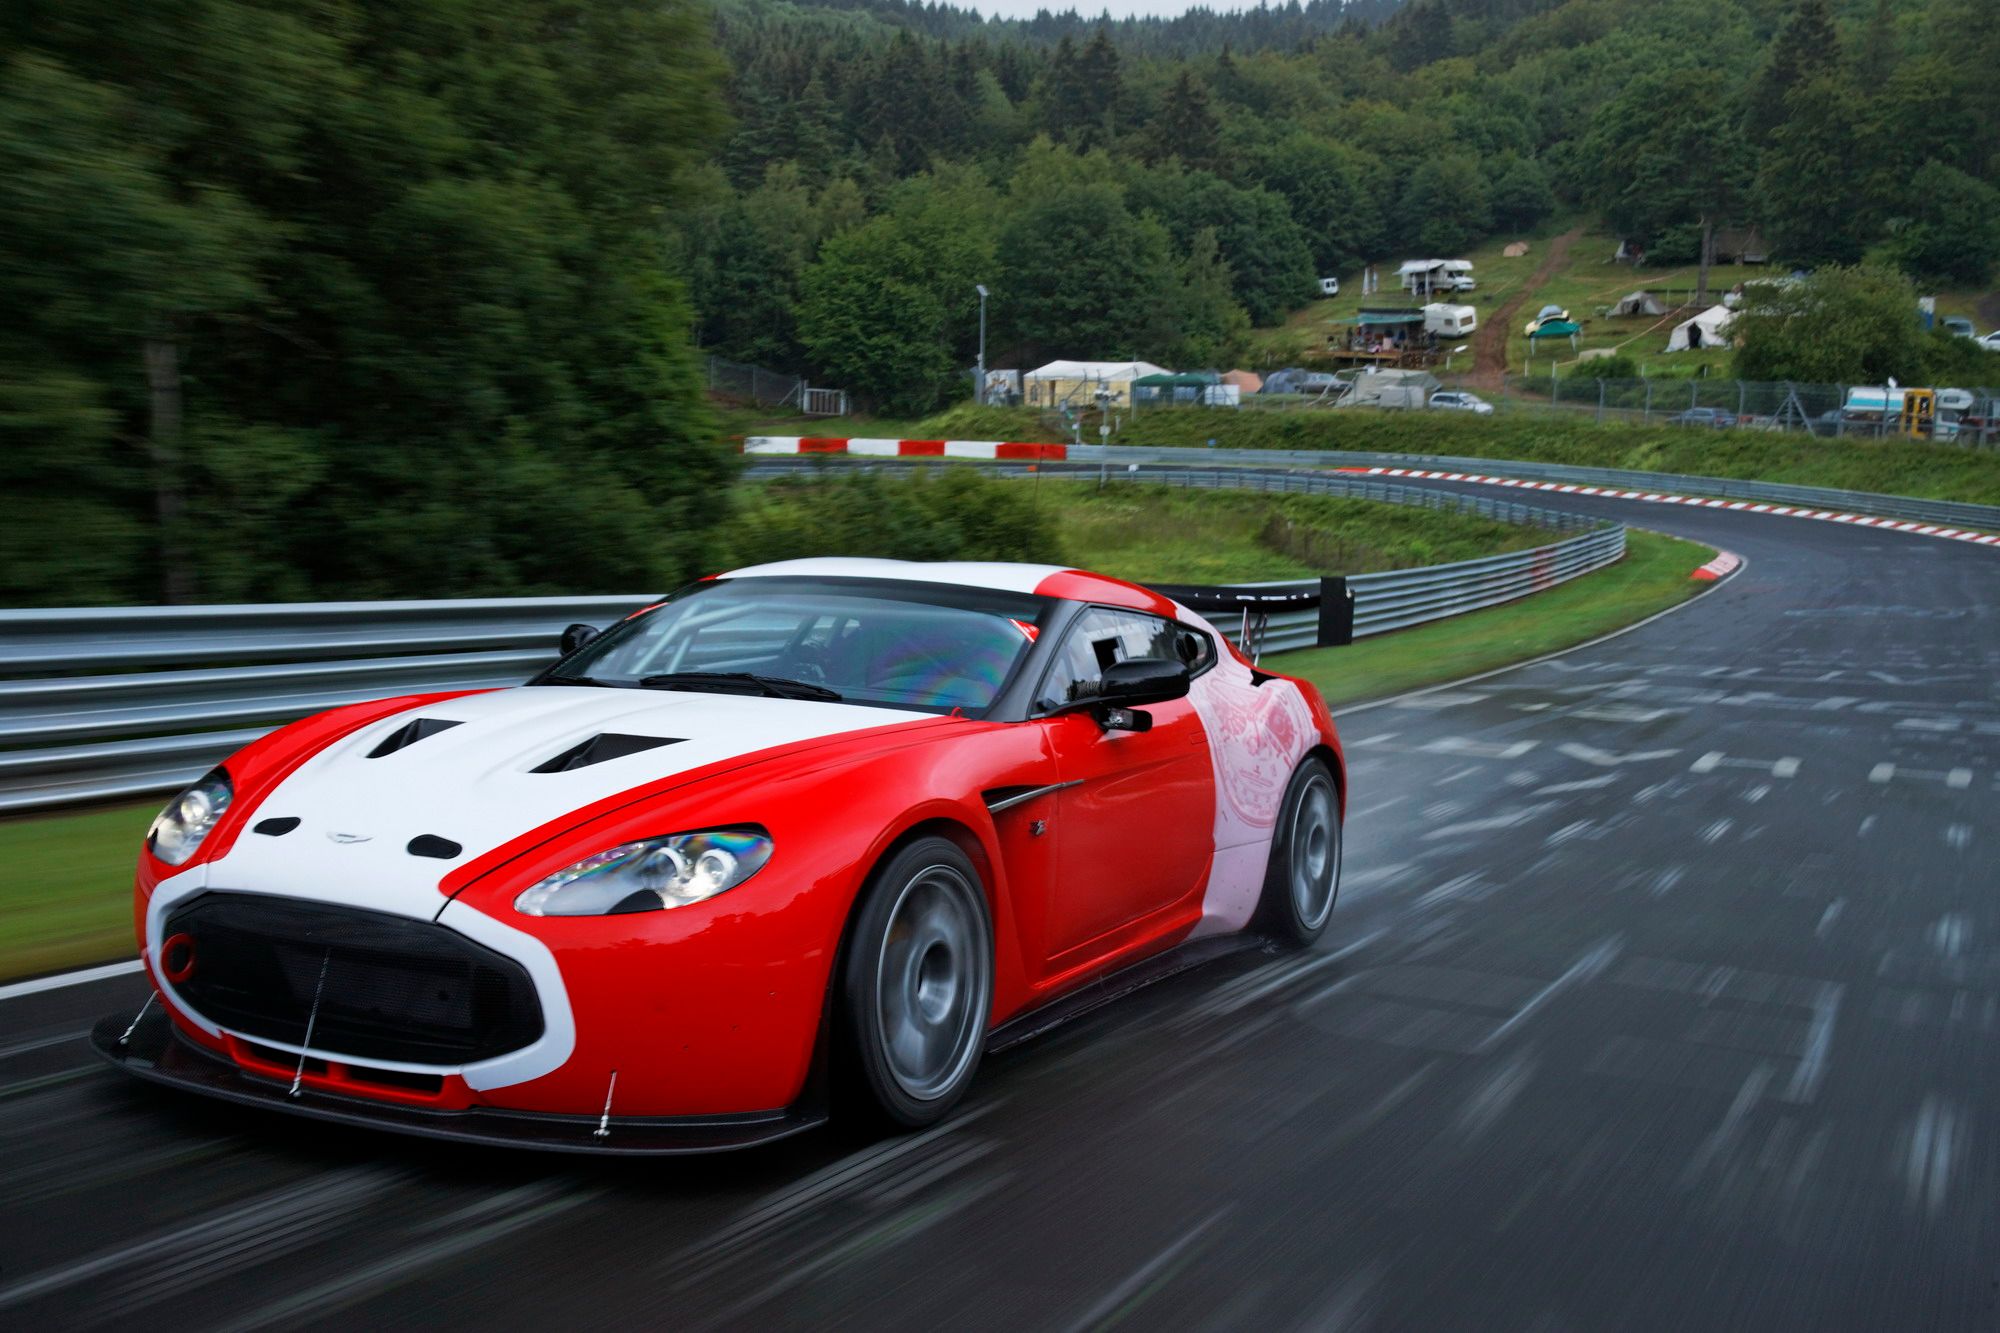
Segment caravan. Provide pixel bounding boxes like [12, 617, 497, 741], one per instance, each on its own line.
[1422, 303, 1478, 337]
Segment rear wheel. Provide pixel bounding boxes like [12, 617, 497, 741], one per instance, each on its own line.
[1256, 757, 1341, 946]
[837, 836, 993, 1128]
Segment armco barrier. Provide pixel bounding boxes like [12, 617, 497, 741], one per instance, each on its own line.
[0, 473, 1628, 813]
[744, 434, 2000, 531]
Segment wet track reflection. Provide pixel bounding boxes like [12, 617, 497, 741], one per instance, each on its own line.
[3, 483, 1998, 1329]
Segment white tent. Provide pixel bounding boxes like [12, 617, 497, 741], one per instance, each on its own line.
[1666, 305, 1736, 352]
[1023, 359, 1169, 383]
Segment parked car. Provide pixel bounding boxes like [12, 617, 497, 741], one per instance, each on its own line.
[1523, 304, 1569, 336]
[1979, 331, 2000, 352]
[1669, 407, 1736, 429]
[1429, 390, 1494, 415]
[1942, 316, 1977, 339]
[1317, 275, 1340, 297]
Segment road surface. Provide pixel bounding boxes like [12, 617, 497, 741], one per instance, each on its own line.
[2, 484, 1996, 1330]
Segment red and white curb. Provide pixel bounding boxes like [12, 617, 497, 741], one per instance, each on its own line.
[1336, 467, 2000, 549]
[1691, 551, 1742, 582]
[744, 436, 1068, 460]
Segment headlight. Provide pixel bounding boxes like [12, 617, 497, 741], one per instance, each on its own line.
[514, 829, 773, 916]
[149, 769, 233, 866]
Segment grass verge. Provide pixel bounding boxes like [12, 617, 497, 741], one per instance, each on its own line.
[0, 529, 1715, 984]
[1272, 528, 1712, 708]
[907, 403, 2000, 510]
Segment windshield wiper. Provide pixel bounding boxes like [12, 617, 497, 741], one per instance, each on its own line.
[537, 674, 632, 688]
[637, 671, 843, 702]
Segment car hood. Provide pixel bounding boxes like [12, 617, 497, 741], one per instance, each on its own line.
[198, 686, 931, 920]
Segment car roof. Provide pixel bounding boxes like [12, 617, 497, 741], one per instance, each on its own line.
[719, 557, 1178, 616]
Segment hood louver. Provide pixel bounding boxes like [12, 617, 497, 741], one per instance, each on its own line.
[531, 732, 682, 773]
[368, 717, 464, 758]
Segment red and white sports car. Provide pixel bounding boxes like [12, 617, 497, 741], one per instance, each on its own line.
[96, 560, 1345, 1152]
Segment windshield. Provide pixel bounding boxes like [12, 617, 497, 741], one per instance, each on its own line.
[549, 576, 1051, 714]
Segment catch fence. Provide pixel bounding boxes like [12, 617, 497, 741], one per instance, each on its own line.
[704, 355, 848, 416]
[1498, 375, 2000, 446]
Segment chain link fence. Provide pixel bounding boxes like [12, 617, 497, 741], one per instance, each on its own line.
[703, 355, 848, 416]
[1499, 374, 2000, 446]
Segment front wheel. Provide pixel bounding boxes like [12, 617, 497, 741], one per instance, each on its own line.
[1256, 757, 1342, 946]
[837, 836, 993, 1129]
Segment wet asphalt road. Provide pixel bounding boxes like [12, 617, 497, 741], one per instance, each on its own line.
[2, 486, 1998, 1330]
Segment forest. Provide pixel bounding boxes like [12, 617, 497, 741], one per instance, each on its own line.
[3, 0, 1998, 606]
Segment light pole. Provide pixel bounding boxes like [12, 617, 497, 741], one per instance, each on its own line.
[974, 283, 989, 405]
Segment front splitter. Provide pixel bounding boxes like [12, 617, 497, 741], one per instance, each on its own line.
[91, 1006, 825, 1156]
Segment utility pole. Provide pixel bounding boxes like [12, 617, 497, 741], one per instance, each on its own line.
[974, 283, 989, 405]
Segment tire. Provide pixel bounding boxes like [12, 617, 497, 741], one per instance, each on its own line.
[837, 836, 994, 1129]
[1256, 757, 1342, 947]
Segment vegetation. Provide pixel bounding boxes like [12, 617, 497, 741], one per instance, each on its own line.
[901, 404, 2000, 508]
[3, 0, 731, 608]
[1287, 528, 1712, 706]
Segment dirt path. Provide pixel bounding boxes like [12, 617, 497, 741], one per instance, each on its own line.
[1467, 224, 1585, 388]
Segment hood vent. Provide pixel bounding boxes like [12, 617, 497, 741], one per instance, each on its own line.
[368, 717, 464, 758]
[531, 732, 681, 773]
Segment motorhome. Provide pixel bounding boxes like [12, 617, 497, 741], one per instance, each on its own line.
[1398, 259, 1476, 295]
[1842, 385, 1969, 440]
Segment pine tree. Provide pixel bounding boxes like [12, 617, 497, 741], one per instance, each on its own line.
[1743, 0, 1840, 145]
[1143, 71, 1221, 173]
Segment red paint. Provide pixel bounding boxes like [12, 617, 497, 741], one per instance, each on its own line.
[897, 439, 947, 456]
[798, 438, 849, 453]
[1033, 569, 1179, 617]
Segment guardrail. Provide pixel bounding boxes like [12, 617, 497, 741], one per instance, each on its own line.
[0, 470, 1626, 814]
[0, 597, 654, 813]
[1067, 444, 2000, 532]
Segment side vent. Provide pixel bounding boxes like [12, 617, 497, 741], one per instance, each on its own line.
[407, 834, 463, 860]
[531, 733, 681, 773]
[253, 817, 300, 837]
[368, 717, 464, 758]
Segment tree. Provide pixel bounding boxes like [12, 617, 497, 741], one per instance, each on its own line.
[996, 184, 1172, 359]
[1742, 0, 1839, 145]
[797, 171, 998, 414]
[1, 0, 731, 606]
[1143, 71, 1222, 173]
[1400, 155, 1491, 256]
[1758, 73, 1869, 267]
[1156, 229, 1252, 367]
[1251, 136, 1387, 275]
[1880, 163, 2000, 286]
[1577, 69, 1751, 294]
[1486, 156, 1555, 233]
[1732, 264, 1923, 384]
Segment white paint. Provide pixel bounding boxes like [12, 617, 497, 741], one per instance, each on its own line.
[1816, 899, 1845, 938]
[1477, 934, 1623, 1052]
[723, 556, 1068, 595]
[1533, 775, 1618, 795]
[1692, 751, 1800, 778]
[1557, 742, 1679, 767]
[0, 958, 145, 1002]
[1423, 802, 1559, 841]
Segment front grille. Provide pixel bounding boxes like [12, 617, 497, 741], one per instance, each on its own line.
[163, 892, 543, 1066]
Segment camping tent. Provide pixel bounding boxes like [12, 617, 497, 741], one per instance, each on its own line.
[1341, 368, 1440, 410]
[1665, 306, 1735, 352]
[1022, 360, 1170, 408]
[1528, 319, 1581, 339]
[1503, 241, 1530, 258]
[1220, 369, 1263, 395]
[1131, 371, 1219, 406]
[1609, 290, 1667, 318]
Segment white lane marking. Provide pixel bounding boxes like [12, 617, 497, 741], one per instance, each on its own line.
[1477, 935, 1624, 1053]
[0, 959, 144, 1003]
[1066, 1206, 1233, 1332]
[1557, 743, 1679, 767]
[1423, 802, 1559, 841]
[1692, 752, 1801, 778]
[0, 1029, 90, 1061]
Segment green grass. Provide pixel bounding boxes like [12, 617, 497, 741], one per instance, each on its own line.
[1042, 482, 1558, 584]
[907, 403, 2000, 509]
[1275, 528, 1712, 708]
[0, 802, 150, 981]
[1244, 216, 1584, 370]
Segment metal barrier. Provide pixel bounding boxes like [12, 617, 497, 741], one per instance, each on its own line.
[0, 597, 654, 813]
[1068, 444, 2000, 532]
[1, 470, 1626, 813]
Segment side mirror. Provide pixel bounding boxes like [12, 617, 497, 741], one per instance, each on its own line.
[1093, 659, 1189, 731]
[560, 623, 601, 656]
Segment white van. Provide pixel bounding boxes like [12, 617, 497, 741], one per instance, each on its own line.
[1318, 276, 1340, 297]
